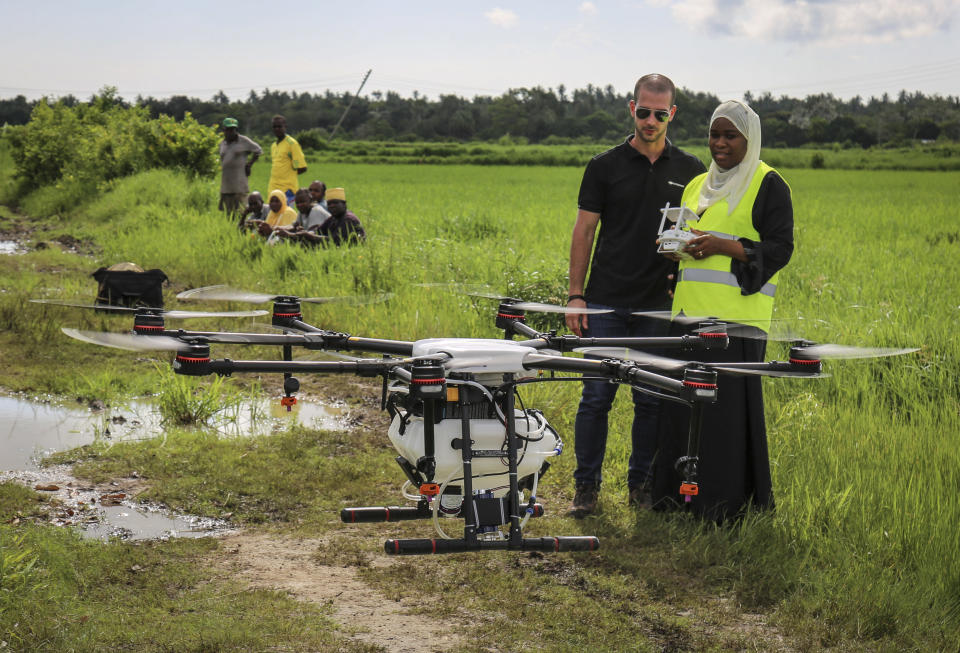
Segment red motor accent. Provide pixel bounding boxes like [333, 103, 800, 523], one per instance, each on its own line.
[176, 354, 210, 363]
[682, 380, 717, 389]
[411, 377, 446, 385]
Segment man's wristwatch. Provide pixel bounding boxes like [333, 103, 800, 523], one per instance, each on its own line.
[567, 294, 586, 303]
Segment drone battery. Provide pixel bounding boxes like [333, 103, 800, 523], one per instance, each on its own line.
[472, 496, 508, 527]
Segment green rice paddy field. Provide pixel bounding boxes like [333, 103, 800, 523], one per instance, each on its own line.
[2, 156, 959, 650]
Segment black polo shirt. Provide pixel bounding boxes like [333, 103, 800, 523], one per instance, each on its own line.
[578, 136, 706, 309]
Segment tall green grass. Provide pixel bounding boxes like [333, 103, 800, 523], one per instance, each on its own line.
[3, 156, 960, 647]
[298, 139, 960, 170]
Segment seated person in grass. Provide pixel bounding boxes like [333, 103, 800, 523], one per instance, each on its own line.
[309, 180, 328, 211]
[275, 188, 331, 244]
[317, 187, 366, 246]
[238, 191, 270, 230]
[246, 189, 297, 239]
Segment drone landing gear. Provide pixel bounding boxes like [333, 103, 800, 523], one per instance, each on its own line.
[343, 372, 600, 555]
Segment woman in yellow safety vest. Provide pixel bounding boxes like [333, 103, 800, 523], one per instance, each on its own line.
[652, 100, 794, 522]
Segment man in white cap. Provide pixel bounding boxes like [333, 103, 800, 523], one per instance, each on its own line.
[316, 187, 366, 246]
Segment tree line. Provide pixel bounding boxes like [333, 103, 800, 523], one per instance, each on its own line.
[1, 85, 958, 148]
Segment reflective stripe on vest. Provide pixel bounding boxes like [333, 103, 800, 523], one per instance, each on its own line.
[671, 161, 785, 332]
[679, 268, 776, 297]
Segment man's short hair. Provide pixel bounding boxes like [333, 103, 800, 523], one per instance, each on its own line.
[294, 188, 312, 201]
[272, 114, 286, 124]
[634, 74, 676, 105]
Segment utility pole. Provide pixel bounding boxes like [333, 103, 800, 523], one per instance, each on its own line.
[329, 69, 372, 141]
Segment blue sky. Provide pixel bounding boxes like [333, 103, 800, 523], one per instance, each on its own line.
[1, 0, 957, 102]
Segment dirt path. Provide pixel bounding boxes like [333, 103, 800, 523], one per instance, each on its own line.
[216, 532, 464, 653]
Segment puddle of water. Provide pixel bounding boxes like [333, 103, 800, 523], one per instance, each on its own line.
[84, 504, 231, 540]
[0, 240, 24, 255]
[0, 394, 346, 471]
[0, 394, 347, 540]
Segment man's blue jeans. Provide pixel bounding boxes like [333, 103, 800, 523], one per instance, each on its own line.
[573, 304, 667, 489]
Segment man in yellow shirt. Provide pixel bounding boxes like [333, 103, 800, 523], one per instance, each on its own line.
[268, 115, 308, 205]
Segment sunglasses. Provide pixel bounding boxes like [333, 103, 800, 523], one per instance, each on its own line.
[634, 106, 671, 122]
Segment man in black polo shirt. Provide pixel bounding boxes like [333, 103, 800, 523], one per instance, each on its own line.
[565, 74, 706, 517]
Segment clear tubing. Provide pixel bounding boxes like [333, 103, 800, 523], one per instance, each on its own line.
[431, 465, 463, 539]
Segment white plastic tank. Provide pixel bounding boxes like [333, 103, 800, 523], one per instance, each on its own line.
[388, 409, 561, 496]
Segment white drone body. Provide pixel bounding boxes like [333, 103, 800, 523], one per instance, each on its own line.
[389, 338, 562, 511]
[656, 203, 700, 260]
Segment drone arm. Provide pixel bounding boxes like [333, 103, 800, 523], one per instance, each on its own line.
[503, 319, 541, 340]
[708, 359, 823, 376]
[316, 334, 415, 356]
[284, 319, 325, 333]
[197, 359, 396, 377]
[523, 354, 685, 395]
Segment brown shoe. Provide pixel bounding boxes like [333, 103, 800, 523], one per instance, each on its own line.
[568, 484, 600, 518]
[628, 484, 651, 509]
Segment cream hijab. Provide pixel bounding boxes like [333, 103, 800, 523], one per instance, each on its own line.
[697, 100, 762, 215]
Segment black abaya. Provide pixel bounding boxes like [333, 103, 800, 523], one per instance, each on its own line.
[651, 323, 773, 522]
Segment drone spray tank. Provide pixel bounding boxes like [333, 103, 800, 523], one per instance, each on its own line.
[385, 339, 563, 504]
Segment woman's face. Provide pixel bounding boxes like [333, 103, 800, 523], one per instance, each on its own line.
[269, 196, 283, 212]
[709, 117, 748, 169]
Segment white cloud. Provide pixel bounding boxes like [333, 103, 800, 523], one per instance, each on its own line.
[662, 0, 956, 44]
[580, 2, 598, 15]
[485, 7, 519, 28]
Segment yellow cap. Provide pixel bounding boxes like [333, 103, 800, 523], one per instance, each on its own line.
[326, 187, 346, 201]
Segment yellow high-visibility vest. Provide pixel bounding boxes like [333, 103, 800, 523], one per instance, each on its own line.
[672, 161, 787, 333]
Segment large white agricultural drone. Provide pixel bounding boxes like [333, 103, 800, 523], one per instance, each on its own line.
[50, 285, 917, 555]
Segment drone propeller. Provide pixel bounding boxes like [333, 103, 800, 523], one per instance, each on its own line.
[688, 323, 920, 360]
[631, 309, 801, 335]
[509, 301, 614, 315]
[574, 347, 687, 371]
[710, 366, 830, 379]
[466, 291, 613, 315]
[176, 285, 392, 306]
[574, 346, 828, 378]
[62, 328, 190, 352]
[791, 344, 920, 360]
[692, 322, 806, 341]
[31, 299, 268, 319]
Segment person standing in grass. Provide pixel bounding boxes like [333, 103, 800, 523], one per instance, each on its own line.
[268, 115, 308, 206]
[218, 117, 262, 218]
[653, 99, 793, 522]
[565, 74, 706, 518]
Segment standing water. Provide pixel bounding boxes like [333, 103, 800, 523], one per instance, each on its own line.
[0, 394, 346, 539]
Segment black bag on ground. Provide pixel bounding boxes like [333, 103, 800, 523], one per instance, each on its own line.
[92, 262, 168, 308]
